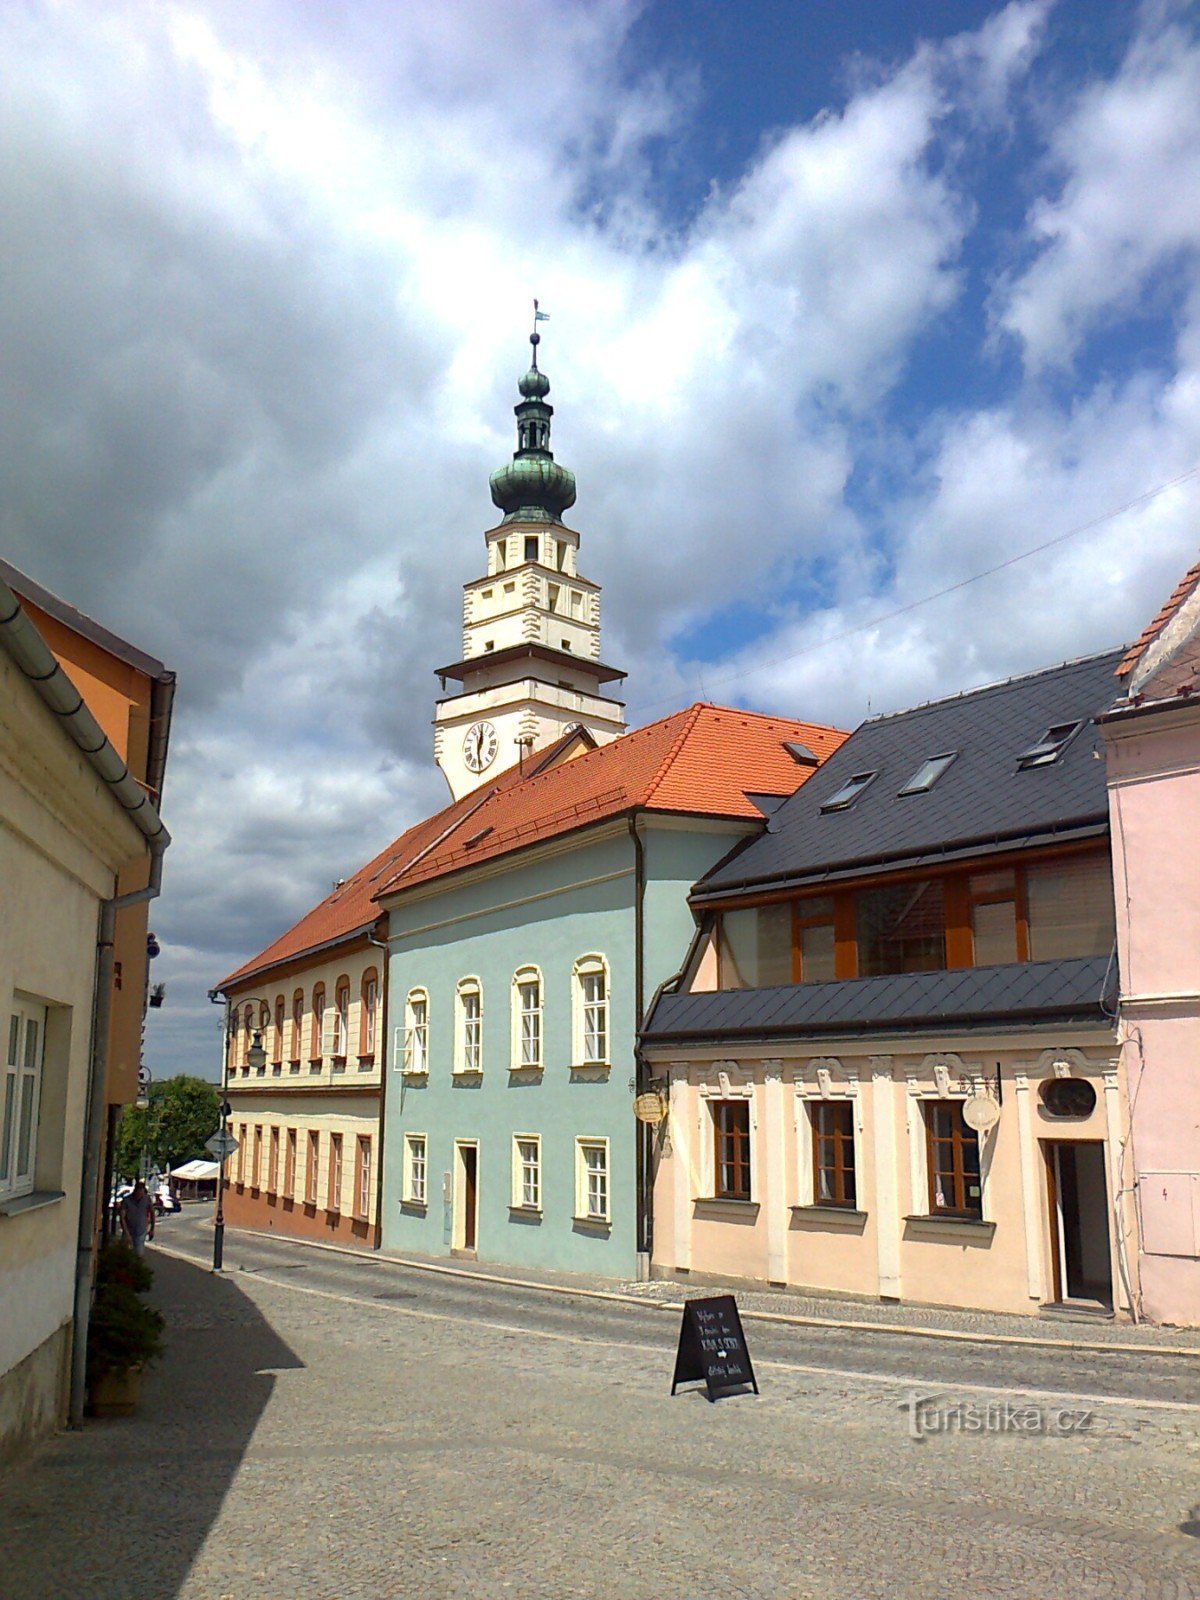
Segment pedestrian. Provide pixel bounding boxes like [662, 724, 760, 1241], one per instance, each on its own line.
[120, 1179, 155, 1255]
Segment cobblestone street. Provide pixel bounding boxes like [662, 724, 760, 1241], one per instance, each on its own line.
[3, 1216, 1200, 1600]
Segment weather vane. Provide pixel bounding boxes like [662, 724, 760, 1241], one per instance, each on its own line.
[530, 298, 550, 365]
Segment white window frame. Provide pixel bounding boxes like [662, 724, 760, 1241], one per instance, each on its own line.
[2, 996, 46, 1201]
[357, 1136, 372, 1219]
[511, 967, 543, 1070]
[402, 989, 430, 1075]
[574, 1137, 610, 1224]
[511, 1133, 542, 1211]
[404, 1133, 428, 1206]
[331, 981, 349, 1059]
[454, 978, 483, 1075]
[572, 954, 610, 1067]
[362, 976, 378, 1056]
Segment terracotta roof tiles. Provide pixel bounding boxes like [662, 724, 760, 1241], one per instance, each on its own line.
[1117, 556, 1200, 676]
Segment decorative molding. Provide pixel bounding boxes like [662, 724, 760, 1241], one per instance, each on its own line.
[923, 1053, 964, 1096]
[1035, 1046, 1091, 1079]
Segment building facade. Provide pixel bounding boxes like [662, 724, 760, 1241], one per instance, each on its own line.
[1102, 559, 1200, 1325]
[0, 573, 168, 1462]
[379, 704, 846, 1279]
[643, 653, 1140, 1319]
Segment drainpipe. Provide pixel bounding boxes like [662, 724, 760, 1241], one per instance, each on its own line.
[629, 816, 650, 1265]
[367, 924, 390, 1247]
[0, 573, 172, 1428]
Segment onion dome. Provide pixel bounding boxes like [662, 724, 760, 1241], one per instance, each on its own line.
[489, 319, 576, 523]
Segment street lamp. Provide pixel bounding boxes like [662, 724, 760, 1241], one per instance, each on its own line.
[208, 989, 268, 1271]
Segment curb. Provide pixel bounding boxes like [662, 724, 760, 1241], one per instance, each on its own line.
[156, 1225, 1200, 1360]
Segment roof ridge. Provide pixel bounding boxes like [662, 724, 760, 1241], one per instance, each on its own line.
[861, 646, 1126, 725]
[641, 701, 707, 808]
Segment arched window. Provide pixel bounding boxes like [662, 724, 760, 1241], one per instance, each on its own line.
[273, 995, 285, 1065]
[230, 1009, 240, 1075]
[403, 988, 429, 1074]
[455, 978, 483, 1074]
[511, 967, 543, 1070]
[360, 969, 379, 1059]
[572, 955, 609, 1067]
[332, 976, 350, 1060]
[242, 1004, 254, 1066]
[291, 991, 304, 1065]
[311, 986, 326, 1062]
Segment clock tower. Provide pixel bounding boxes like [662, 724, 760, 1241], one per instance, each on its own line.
[433, 314, 627, 799]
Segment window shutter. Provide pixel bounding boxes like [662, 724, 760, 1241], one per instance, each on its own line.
[391, 1023, 404, 1072]
[321, 1011, 336, 1055]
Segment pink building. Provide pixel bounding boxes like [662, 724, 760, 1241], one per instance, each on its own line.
[1101, 558, 1200, 1326]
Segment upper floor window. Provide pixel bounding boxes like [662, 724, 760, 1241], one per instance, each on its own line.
[513, 968, 542, 1069]
[311, 987, 326, 1061]
[2, 997, 46, 1202]
[820, 771, 877, 813]
[273, 996, 285, 1064]
[718, 903, 792, 989]
[291, 991, 304, 1063]
[573, 956, 609, 1066]
[360, 971, 378, 1057]
[403, 989, 429, 1075]
[524, 535, 539, 563]
[455, 979, 483, 1074]
[1017, 721, 1084, 770]
[243, 1004, 255, 1064]
[857, 880, 945, 977]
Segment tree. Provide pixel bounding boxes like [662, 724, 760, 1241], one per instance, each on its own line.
[115, 1075, 220, 1179]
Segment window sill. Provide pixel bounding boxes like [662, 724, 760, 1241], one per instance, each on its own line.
[570, 1061, 610, 1073]
[509, 1204, 543, 1217]
[693, 1197, 759, 1217]
[357, 1056, 375, 1071]
[401, 1198, 427, 1213]
[452, 1067, 484, 1079]
[903, 1213, 995, 1237]
[572, 1213, 611, 1229]
[509, 1063, 543, 1075]
[791, 1204, 868, 1225]
[399, 1069, 428, 1080]
[0, 1189, 65, 1218]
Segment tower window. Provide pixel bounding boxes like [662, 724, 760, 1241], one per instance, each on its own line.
[547, 583, 560, 613]
[524, 536, 539, 562]
[556, 540, 568, 571]
[561, 639, 572, 651]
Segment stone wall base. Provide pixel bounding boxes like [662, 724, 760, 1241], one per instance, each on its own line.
[225, 1183, 379, 1250]
[0, 1320, 71, 1472]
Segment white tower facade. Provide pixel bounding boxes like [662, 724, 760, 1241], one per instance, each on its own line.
[434, 324, 626, 799]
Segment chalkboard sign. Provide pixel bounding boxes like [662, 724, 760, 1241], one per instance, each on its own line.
[671, 1294, 759, 1401]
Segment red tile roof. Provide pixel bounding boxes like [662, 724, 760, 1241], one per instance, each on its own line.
[219, 704, 847, 991]
[1117, 556, 1200, 676]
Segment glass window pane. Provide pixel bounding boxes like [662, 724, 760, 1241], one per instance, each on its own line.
[1026, 856, 1116, 960]
[16, 1074, 35, 1177]
[856, 881, 945, 976]
[719, 904, 792, 989]
[800, 922, 836, 983]
[972, 898, 1018, 966]
[1, 1074, 15, 1181]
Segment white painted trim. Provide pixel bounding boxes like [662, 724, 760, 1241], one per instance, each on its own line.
[871, 1058, 901, 1298]
[1013, 1073, 1044, 1302]
[669, 1065, 692, 1272]
[763, 1062, 787, 1281]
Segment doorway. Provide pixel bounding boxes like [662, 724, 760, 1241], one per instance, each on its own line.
[1045, 1141, 1112, 1306]
[454, 1141, 478, 1257]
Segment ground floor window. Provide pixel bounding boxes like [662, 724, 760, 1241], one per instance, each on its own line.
[268, 1126, 280, 1194]
[404, 1133, 427, 1205]
[712, 1100, 751, 1200]
[355, 1136, 372, 1219]
[575, 1138, 609, 1223]
[284, 1128, 297, 1198]
[305, 1131, 319, 1205]
[252, 1126, 263, 1190]
[811, 1101, 856, 1207]
[328, 1133, 343, 1213]
[925, 1100, 982, 1218]
[2, 996, 45, 1202]
[513, 1134, 541, 1210]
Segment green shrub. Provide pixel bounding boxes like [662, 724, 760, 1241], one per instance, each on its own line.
[87, 1241, 165, 1384]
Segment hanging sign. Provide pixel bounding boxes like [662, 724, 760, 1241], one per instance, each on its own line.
[671, 1294, 759, 1401]
[633, 1091, 666, 1125]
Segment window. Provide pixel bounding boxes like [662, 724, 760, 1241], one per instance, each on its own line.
[969, 869, 1019, 966]
[355, 1137, 372, 1220]
[404, 1133, 427, 1206]
[252, 1125, 262, 1189]
[570, 590, 583, 618]
[524, 535, 539, 562]
[273, 996, 285, 1064]
[547, 582, 560, 613]
[1026, 855, 1115, 961]
[718, 904, 792, 989]
[575, 1138, 609, 1223]
[360, 972, 378, 1058]
[2, 998, 45, 1201]
[291, 991, 304, 1065]
[857, 880, 945, 976]
[811, 1102, 856, 1208]
[556, 539, 568, 571]
[328, 1133, 343, 1213]
[242, 1004, 254, 1064]
[925, 1101, 982, 1218]
[305, 1131, 319, 1205]
[284, 1128, 296, 1198]
[268, 1126, 280, 1194]
[820, 771, 877, 812]
[712, 1101, 752, 1201]
[332, 978, 350, 1060]
[514, 969, 542, 1069]
[898, 752, 957, 795]
[236, 1124, 246, 1185]
[573, 956, 609, 1065]
[1017, 720, 1084, 770]
[513, 1135, 541, 1210]
[455, 979, 483, 1073]
[311, 987, 325, 1062]
[796, 897, 836, 983]
[403, 989, 429, 1074]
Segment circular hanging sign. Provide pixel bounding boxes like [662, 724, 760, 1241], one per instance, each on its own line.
[634, 1092, 666, 1125]
[962, 1094, 1001, 1133]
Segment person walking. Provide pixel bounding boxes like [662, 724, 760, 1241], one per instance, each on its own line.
[119, 1179, 155, 1255]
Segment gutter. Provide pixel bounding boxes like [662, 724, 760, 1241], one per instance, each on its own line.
[0, 574, 171, 1428]
[366, 923, 390, 1247]
[629, 818, 650, 1262]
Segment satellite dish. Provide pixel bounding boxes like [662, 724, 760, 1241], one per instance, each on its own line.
[962, 1094, 1000, 1133]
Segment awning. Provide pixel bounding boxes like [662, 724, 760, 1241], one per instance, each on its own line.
[169, 1159, 220, 1181]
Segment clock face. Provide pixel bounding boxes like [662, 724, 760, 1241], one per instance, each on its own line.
[463, 720, 499, 773]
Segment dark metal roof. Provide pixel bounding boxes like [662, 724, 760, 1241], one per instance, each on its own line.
[697, 649, 1125, 900]
[642, 957, 1114, 1043]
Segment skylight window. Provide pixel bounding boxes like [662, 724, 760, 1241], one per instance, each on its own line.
[1017, 721, 1084, 770]
[898, 751, 958, 796]
[820, 771, 877, 813]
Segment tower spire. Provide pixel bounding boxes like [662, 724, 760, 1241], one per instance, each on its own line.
[488, 303, 575, 523]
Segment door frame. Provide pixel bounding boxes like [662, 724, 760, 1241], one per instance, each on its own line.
[452, 1139, 479, 1256]
[1043, 1138, 1111, 1306]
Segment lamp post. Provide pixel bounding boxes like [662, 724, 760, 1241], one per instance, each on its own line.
[208, 989, 268, 1271]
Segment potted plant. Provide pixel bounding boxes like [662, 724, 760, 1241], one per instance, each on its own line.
[86, 1239, 165, 1416]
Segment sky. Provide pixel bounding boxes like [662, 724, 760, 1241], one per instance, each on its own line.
[3, 0, 1199, 1082]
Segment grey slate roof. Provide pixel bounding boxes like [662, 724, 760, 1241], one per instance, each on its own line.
[697, 649, 1125, 900]
[643, 957, 1114, 1043]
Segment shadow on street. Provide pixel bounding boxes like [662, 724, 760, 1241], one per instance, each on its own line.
[0, 1246, 303, 1600]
